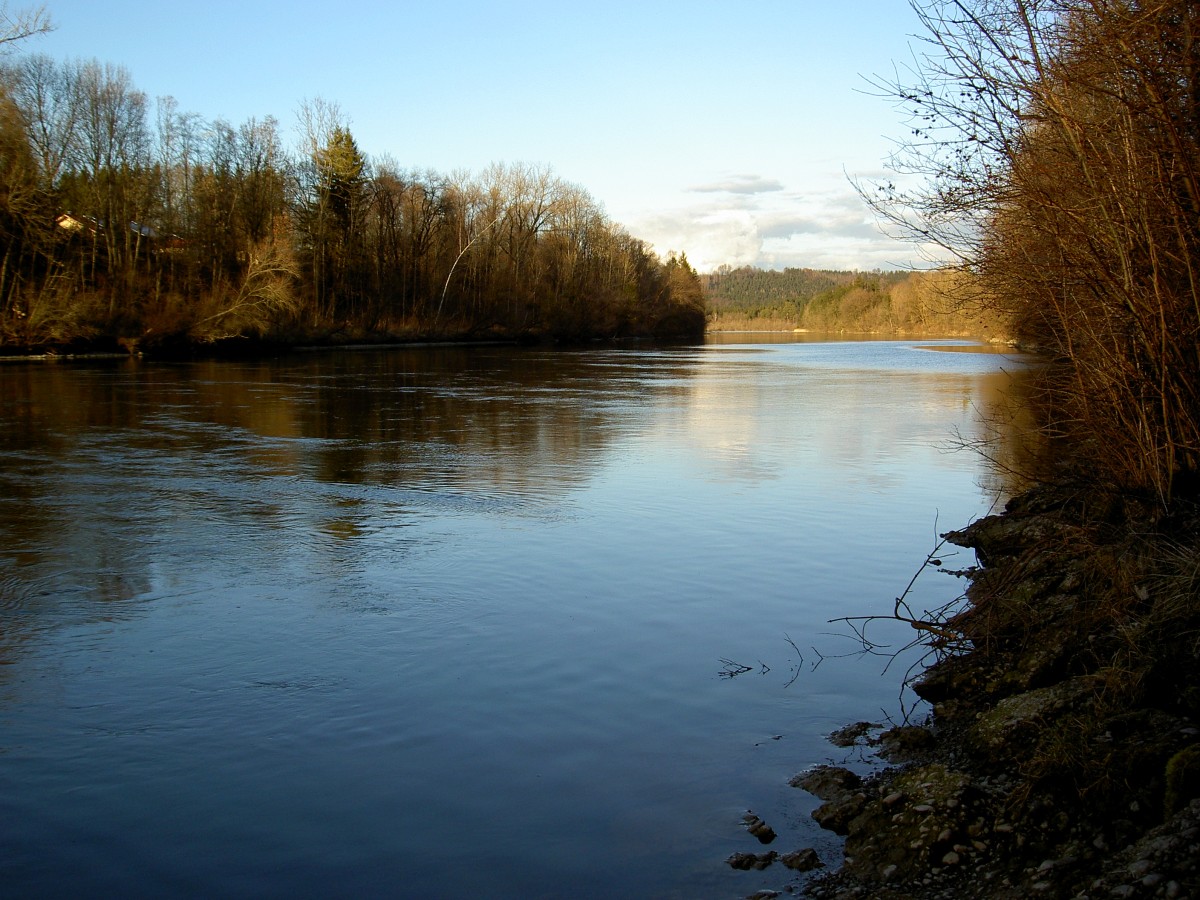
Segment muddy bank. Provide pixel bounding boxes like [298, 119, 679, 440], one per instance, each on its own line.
[742, 483, 1200, 899]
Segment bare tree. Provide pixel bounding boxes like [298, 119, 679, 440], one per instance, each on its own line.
[72, 60, 152, 305]
[7, 54, 79, 186]
[866, 0, 1200, 503]
[0, 3, 50, 49]
[154, 95, 203, 241]
[234, 115, 286, 247]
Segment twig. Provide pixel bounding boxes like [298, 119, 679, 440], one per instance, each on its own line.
[718, 657, 753, 678]
[782, 633, 805, 687]
[824, 515, 984, 719]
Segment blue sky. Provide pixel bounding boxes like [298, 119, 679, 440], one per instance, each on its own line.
[23, 1, 940, 272]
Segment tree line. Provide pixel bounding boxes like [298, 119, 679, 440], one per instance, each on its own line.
[0, 54, 705, 352]
[704, 265, 1004, 335]
[873, 0, 1200, 504]
[703, 266, 899, 324]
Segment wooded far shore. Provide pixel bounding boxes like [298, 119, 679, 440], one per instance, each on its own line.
[0, 53, 711, 355]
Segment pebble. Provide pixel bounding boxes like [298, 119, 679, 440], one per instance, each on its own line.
[942, 851, 961, 865]
[1128, 859, 1151, 878]
[790, 765, 862, 799]
[726, 850, 778, 870]
[780, 848, 823, 872]
[743, 812, 777, 844]
[828, 721, 874, 746]
[914, 804, 934, 814]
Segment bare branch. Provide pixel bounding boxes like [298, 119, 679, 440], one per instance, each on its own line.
[717, 658, 753, 678]
[0, 3, 51, 48]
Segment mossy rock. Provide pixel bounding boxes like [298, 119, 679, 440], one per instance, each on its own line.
[970, 676, 1095, 757]
[1165, 743, 1200, 817]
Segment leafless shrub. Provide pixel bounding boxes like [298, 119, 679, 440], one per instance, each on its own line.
[189, 239, 300, 341]
[867, 0, 1200, 505]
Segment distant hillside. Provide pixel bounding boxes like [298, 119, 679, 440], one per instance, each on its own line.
[703, 267, 908, 317]
[703, 266, 1006, 337]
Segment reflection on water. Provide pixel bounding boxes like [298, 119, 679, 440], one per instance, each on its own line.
[0, 340, 1032, 898]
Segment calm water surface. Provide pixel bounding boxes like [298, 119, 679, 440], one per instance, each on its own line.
[0, 338, 1030, 898]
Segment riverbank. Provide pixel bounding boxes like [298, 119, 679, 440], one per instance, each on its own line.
[777, 481, 1200, 899]
[0, 320, 705, 363]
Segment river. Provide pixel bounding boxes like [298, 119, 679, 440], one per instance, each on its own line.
[0, 337, 1031, 898]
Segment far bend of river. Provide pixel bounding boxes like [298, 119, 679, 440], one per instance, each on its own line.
[0, 337, 1032, 898]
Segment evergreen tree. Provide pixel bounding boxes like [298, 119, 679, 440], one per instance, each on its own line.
[306, 124, 368, 320]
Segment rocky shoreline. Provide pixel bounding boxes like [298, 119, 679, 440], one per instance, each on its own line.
[739, 482, 1200, 899]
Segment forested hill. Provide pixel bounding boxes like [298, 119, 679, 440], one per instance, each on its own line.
[704, 266, 899, 304]
[703, 265, 1003, 336]
[703, 267, 907, 319]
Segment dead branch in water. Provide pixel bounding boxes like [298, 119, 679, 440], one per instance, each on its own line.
[829, 518, 975, 682]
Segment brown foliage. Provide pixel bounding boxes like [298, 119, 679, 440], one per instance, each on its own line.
[870, 0, 1200, 504]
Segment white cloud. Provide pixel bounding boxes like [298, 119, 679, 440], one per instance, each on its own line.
[631, 207, 764, 272]
[628, 180, 940, 272]
[688, 175, 785, 195]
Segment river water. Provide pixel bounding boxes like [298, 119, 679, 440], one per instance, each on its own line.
[0, 337, 1030, 898]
